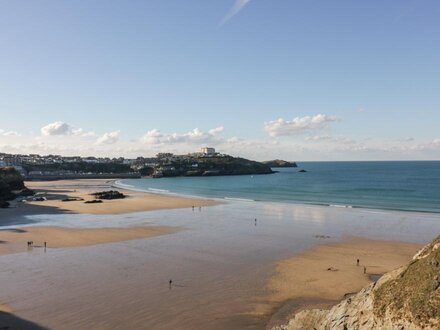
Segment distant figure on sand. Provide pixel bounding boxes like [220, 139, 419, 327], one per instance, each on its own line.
[44, 242, 47, 248]
[169, 279, 172, 289]
[357, 259, 359, 266]
[199, 206, 201, 212]
[254, 218, 257, 226]
[364, 266, 366, 274]
[192, 205, 194, 211]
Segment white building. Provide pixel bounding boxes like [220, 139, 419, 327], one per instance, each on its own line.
[201, 147, 216, 155]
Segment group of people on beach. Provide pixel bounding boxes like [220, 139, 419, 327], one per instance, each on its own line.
[27, 241, 47, 249]
[357, 258, 367, 273]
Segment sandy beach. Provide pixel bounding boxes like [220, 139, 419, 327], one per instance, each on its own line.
[0, 185, 439, 329]
[0, 225, 178, 256]
[15, 179, 218, 216]
[258, 237, 422, 328]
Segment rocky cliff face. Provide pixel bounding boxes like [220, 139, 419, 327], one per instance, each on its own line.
[0, 167, 25, 205]
[273, 235, 440, 330]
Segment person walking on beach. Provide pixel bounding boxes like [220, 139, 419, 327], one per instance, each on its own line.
[364, 266, 366, 274]
[192, 205, 194, 211]
[44, 242, 47, 248]
[169, 279, 173, 289]
[357, 259, 359, 266]
[254, 218, 257, 226]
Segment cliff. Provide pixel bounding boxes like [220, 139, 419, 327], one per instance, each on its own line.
[263, 160, 298, 168]
[155, 155, 274, 178]
[0, 167, 26, 206]
[273, 235, 440, 330]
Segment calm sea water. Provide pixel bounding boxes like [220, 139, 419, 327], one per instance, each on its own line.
[120, 161, 440, 213]
[121, 161, 440, 212]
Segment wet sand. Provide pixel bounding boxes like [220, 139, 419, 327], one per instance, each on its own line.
[258, 237, 422, 328]
[0, 225, 178, 255]
[0, 201, 439, 329]
[20, 179, 218, 215]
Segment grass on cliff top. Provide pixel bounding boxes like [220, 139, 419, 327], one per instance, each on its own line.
[373, 235, 440, 327]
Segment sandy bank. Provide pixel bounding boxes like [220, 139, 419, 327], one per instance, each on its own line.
[0, 225, 178, 255]
[255, 237, 422, 327]
[19, 179, 218, 215]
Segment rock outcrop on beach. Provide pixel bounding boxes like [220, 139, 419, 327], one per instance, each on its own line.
[92, 190, 125, 200]
[263, 160, 298, 168]
[273, 235, 440, 330]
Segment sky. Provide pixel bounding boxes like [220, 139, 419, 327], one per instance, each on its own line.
[0, 0, 439, 161]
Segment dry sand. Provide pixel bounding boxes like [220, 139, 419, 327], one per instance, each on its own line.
[254, 237, 422, 327]
[22, 179, 218, 215]
[0, 303, 13, 313]
[0, 225, 177, 256]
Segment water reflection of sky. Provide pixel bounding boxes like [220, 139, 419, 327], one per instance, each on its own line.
[1, 201, 439, 330]
[20, 200, 440, 244]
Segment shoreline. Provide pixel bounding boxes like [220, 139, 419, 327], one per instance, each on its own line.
[1, 179, 438, 329]
[115, 178, 440, 215]
[0, 179, 220, 219]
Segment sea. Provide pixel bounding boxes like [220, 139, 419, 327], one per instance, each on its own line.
[119, 161, 440, 213]
[2, 161, 440, 329]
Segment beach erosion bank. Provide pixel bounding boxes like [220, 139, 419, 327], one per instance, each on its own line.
[0, 179, 439, 329]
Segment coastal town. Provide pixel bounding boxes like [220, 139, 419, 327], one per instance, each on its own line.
[0, 147, 286, 180]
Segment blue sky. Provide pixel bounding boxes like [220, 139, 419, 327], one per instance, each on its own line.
[0, 0, 439, 160]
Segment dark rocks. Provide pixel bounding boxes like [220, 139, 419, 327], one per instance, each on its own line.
[91, 190, 125, 200]
[0, 201, 10, 208]
[18, 188, 35, 197]
[298, 169, 307, 173]
[62, 197, 84, 202]
[84, 199, 103, 204]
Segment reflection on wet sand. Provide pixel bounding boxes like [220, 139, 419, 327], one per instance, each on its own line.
[0, 201, 439, 329]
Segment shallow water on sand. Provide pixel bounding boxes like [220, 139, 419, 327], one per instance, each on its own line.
[1, 201, 439, 329]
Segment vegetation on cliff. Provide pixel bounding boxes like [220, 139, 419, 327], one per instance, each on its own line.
[374, 235, 440, 328]
[0, 167, 26, 206]
[155, 155, 274, 177]
[273, 235, 440, 330]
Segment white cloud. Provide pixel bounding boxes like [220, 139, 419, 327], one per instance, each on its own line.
[141, 129, 163, 145]
[209, 126, 224, 136]
[167, 128, 206, 143]
[305, 135, 333, 142]
[264, 114, 339, 137]
[306, 135, 355, 144]
[41, 121, 94, 137]
[399, 137, 415, 142]
[96, 131, 121, 145]
[220, 0, 252, 25]
[139, 126, 226, 147]
[41, 121, 71, 136]
[0, 129, 20, 137]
